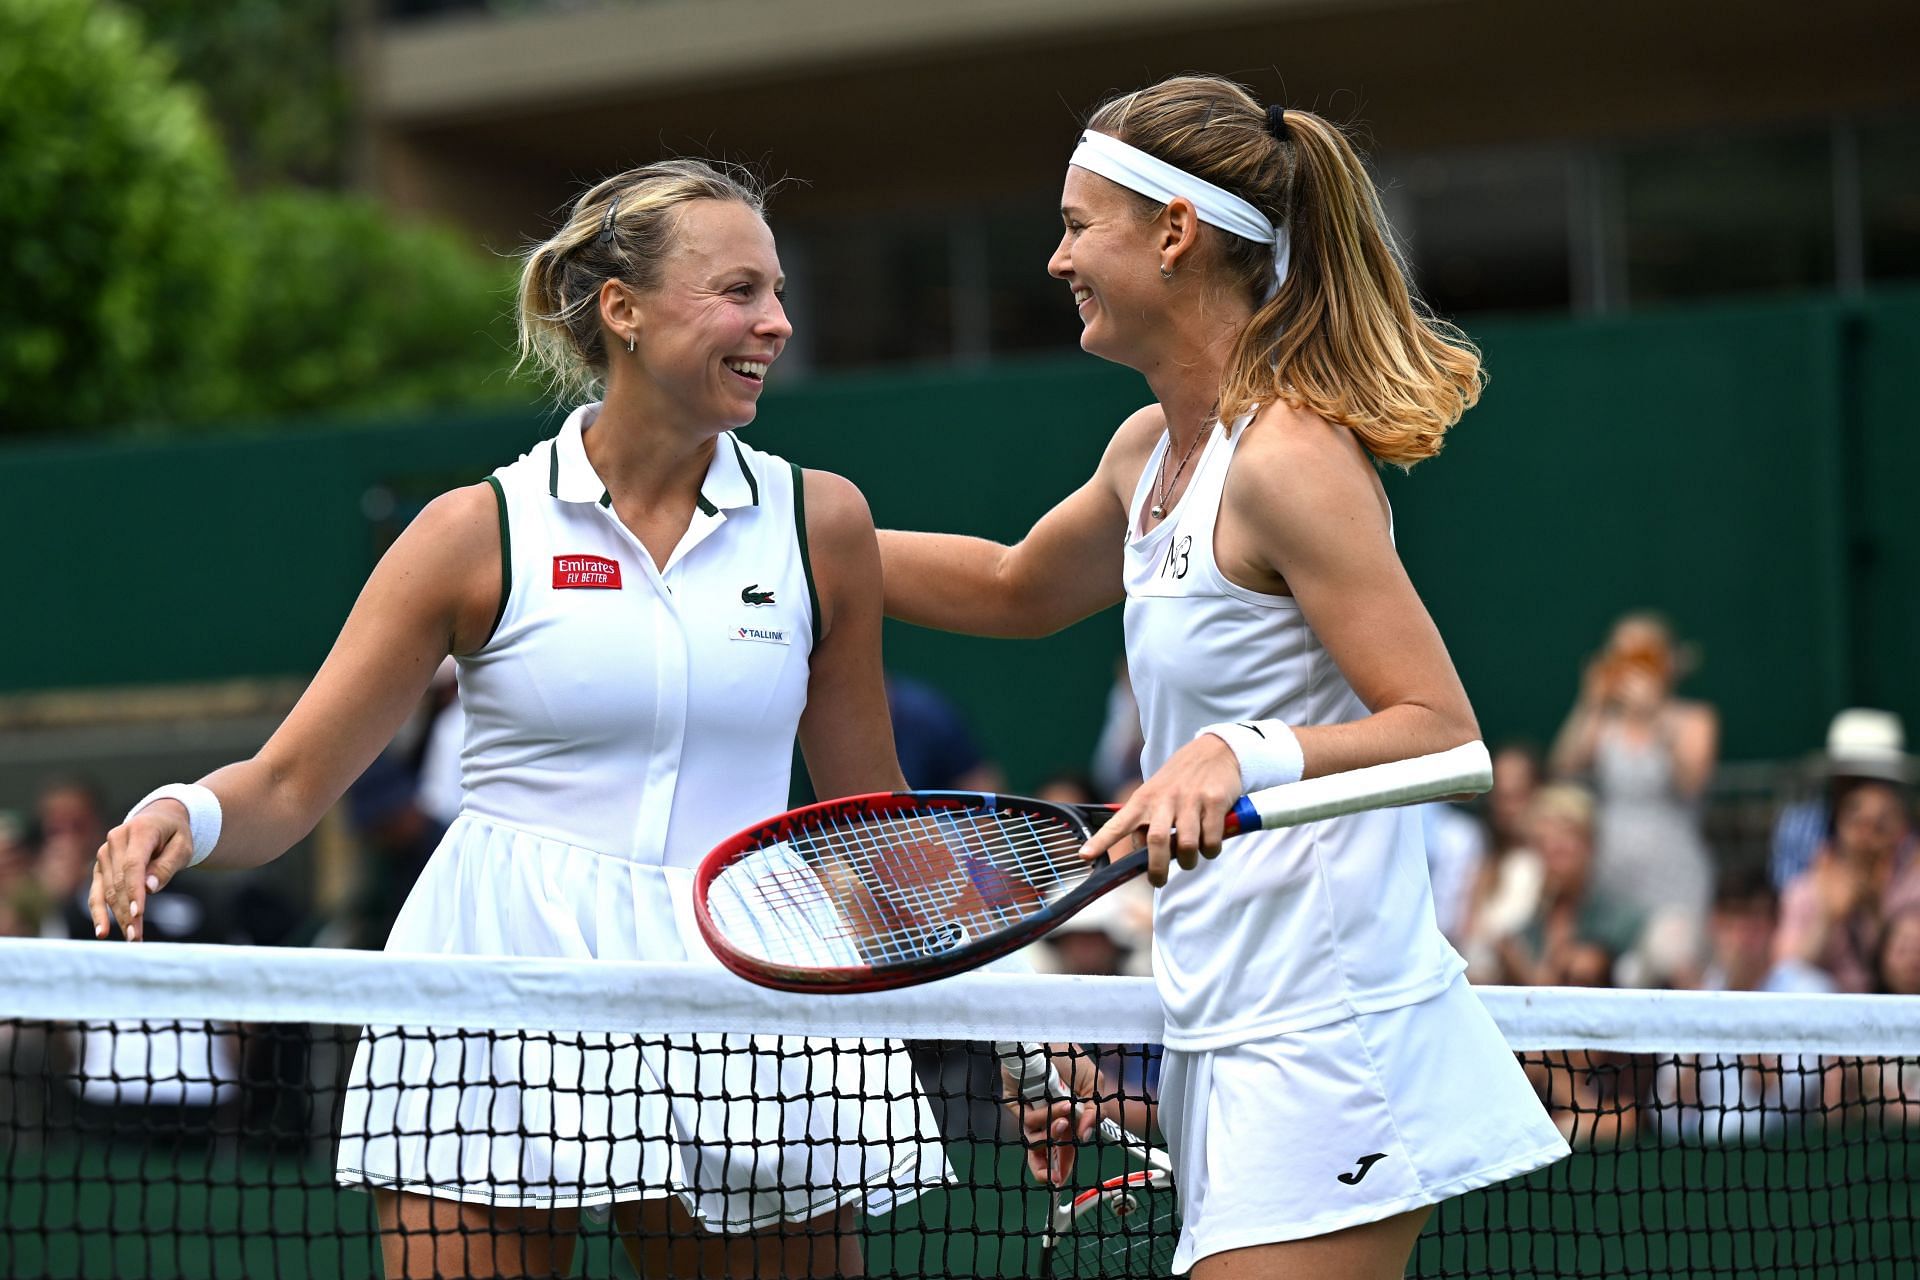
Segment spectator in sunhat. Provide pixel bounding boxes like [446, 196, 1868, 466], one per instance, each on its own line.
[1771, 708, 1919, 889]
[1773, 711, 1918, 992]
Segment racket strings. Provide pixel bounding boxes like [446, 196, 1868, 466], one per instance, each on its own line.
[1046, 1174, 1180, 1278]
[711, 805, 1093, 967]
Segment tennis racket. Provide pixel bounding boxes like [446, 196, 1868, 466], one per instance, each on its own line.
[996, 1042, 1178, 1279]
[694, 740, 1491, 994]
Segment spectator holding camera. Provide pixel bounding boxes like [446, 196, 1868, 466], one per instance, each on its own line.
[1773, 767, 1918, 992]
[1550, 612, 1717, 977]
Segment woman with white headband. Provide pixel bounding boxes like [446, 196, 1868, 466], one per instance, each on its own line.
[879, 74, 1567, 1276]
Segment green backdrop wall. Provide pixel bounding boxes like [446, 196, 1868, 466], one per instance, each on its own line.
[5, 291, 1915, 788]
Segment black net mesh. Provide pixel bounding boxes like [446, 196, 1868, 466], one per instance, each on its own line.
[3, 973, 1917, 1278]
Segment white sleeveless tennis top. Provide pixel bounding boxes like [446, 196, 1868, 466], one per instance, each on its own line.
[1123, 417, 1466, 1051]
[461, 402, 817, 868]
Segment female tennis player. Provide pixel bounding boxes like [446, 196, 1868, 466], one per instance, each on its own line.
[90, 160, 944, 1278]
[878, 76, 1569, 1277]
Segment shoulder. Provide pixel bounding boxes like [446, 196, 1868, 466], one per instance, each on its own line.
[1227, 402, 1388, 532]
[1102, 402, 1167, 464]
[403, 483, 502, 557]
[795, 467, 876, 555]
[1089, 402, 1167, 494]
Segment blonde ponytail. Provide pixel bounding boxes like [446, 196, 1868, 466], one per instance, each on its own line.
[1088, 77, 1482, 469]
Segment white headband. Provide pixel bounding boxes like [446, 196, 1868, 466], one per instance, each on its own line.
[1070, 130, 1290, 298]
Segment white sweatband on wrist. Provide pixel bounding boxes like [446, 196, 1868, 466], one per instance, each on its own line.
[126, 783, 223, 868]
[1195, 719, 1305, 792]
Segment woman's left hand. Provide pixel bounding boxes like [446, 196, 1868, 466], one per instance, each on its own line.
[1081, 734, 1243, 885]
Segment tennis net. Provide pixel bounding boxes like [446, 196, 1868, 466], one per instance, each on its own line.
[4, 938, 1917, 1278]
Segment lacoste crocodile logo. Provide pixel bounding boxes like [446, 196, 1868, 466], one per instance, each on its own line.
[1337, 1154, 1388, 1185]
[741, 584, 775, 607]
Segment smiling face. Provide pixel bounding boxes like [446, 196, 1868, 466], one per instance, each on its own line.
[616, 198, 790, 430]
[1048, 163, 1165, 367]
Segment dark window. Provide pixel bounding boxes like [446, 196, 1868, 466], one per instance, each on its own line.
[1389, 148, 1573, 317]
[789, 216, 954, 369]
[1861, 116, 1920, 283]
[982, 206, 1083, 356]
[1620, 130, 1833, 303]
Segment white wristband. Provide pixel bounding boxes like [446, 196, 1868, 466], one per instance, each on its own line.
[1195, 719, 1305, 793]
[126, 783, 223, 868]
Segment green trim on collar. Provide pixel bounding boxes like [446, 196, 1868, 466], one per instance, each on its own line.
[729, 435, 760, 507]
[598, 491, 612, 508]
[547, 442, 560, 498]
[483, 476, 511, 646]
[695, 493, 718, 516]
[790, 461, 820, 644]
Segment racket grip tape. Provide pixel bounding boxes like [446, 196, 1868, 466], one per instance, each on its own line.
[994, 1041, 1068, 1102]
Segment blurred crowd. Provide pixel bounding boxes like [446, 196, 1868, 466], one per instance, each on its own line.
[3, 611, 1915, 1151]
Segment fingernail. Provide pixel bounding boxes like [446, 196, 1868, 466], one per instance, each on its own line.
[94, 923, 105, 938]
[147, 875, 159, 892]
[130, 899, 141, 918]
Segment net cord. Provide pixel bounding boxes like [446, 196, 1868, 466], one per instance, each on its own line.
[9, 938, 1917, 1054]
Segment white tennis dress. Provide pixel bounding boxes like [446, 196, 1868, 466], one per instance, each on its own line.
[335, 404, 950, 1227]
[1123, 417, 1568, 1270]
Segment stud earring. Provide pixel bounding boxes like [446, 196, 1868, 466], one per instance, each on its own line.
[1159, 264, 1174, 280]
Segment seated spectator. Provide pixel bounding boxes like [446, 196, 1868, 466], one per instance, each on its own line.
[1421, 801, 1489, 947]
[1033, 771, 1099, 807]
[885, 672, 1005, 792]
[413, 656, 466, 828]
[1089, 662, 1145, 801]
[1772, 708, 1917, 890]
[1549, 612, 1716, 962]
[1497, 784, 1646, 988]
[30, 776, 109, 931]
[1773, 775, 1918, 992]
[1830, 906, 1920, 1128]
[336, 752, 447, 951]
[1650, 867, 1831, 1144]
[1462, 742, 1546, 981]
[0, 810, 37, 938]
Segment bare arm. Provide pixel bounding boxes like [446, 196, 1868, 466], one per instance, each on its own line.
[91, 484, 502, 939]
[1229, 414, 1480, 776]
[1665, 701, 1719, 799]
[1082, 406, 1480, 881]
[795, 469, 909, 798]
[877, 406, 1162, 638]
[1548, 678, 1608, 779]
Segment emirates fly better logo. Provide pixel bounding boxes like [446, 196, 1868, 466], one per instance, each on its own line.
[552, 555, 622, 589]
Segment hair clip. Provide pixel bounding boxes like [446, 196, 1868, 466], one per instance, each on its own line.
[1265, 105, 1290, 142]
[596, 197, 621, 246]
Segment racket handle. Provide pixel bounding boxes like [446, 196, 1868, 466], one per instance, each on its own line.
[1225, 740, 1493, 835]
[995, 1041, 1068, 1102]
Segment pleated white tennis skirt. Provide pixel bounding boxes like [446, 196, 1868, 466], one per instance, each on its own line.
[1159, 973, 1568, 1272]
[333, 814, 951, 1230]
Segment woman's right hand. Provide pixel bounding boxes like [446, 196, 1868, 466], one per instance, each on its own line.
[89, 800, 196, 942]
[1002, 1048, 1102, 1186]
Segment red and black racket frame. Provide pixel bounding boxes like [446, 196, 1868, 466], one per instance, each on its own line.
[693, 789, 1164, 995]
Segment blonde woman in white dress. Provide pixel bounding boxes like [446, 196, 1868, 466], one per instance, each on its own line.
[90, 160, 945, 1279]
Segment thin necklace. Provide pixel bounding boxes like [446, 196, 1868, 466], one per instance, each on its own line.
[1150, 420, 1211, 521]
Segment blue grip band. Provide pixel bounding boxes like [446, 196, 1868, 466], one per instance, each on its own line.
[1226, 795, 1261, 836]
